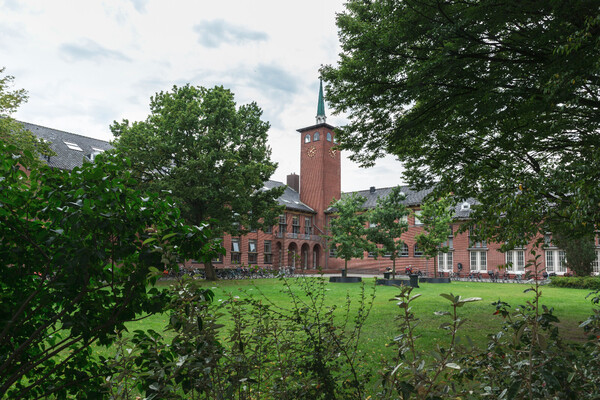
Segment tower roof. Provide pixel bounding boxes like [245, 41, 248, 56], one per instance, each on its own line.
[316, 80, 326, 124]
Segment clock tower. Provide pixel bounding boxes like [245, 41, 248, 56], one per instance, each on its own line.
[297, 80, 341, 231]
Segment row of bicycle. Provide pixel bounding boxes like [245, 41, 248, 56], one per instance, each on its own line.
[440, 270, 558, 283]
[160, 266, 297, 280]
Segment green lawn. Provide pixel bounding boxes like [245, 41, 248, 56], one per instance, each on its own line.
[91, 277, 596, 396]
[115, 278, 594, 365]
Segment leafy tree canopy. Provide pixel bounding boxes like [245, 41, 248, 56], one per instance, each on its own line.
[328, 193, 374, 275]
[552, 233, 596, 276]
[0, 143, 214, 399]
[322, 1, 600, 246]
[111, 84, 284, 279]
[0, 68, 54, 165]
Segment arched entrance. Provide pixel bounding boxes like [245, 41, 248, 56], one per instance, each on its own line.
[287, 242, 298, 268]
[301, 243, 310, 270]
[312, 244, 321, 269]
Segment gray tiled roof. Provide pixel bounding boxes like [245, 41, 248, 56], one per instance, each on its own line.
[327, 185, 475, 218]
[263, 180, 316, 213]
[21, 121, 113, 171]
[348, 185, 435, 209]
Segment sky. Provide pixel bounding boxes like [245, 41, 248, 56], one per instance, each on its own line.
[1, 0, 404, 193]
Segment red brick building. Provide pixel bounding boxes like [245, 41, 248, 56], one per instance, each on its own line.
[23, 86, 600, 277]
[208, 82, 600, 277]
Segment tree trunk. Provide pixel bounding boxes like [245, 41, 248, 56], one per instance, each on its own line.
[203, 260, 217, 281]
[392, 257, 396, 279]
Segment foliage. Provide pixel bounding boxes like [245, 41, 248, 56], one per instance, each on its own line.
[380, 262, 600, 399]
[366, 186, 410, 278]
[105, 275, 376, 399]
[111, 84, 284, 280]
[0, 67, 54, 166]
[550, 276, 600, 290]
[551, 233, 597, 276]
[327, 193, 374, 276]
[414, 196, 454, 277]
[98, 272, 600, 399]
[380, 286, 481, 399]
[0, 143, 214, 399]
[321, 0, 600, 247]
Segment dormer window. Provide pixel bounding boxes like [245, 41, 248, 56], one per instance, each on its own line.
[314, 132, 320, 141]
[304, 133, 311, 143]
[461, 202, 470, 210]
[63, 141, 82, 151]
[326, 132, 332, 142]
[87, 147, 105, 162]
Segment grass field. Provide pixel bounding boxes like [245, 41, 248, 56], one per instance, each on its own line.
[90, 277, 597, 396]
[114, 277, 596, 366]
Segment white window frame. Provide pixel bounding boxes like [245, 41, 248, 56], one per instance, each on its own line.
[545, 249, 567, 274]
[414, 210, 423, 226]
[593, 250, 600, 275]
[438, 251, 453, 272]
[470, 250, 487, 271]
[505, 250, 525, 272]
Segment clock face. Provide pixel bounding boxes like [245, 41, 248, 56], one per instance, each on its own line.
[307, 146, 317, 158]
[328, 148, 337, 158]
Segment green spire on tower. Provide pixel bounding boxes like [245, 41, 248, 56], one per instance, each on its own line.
[316, 80, 326, 124]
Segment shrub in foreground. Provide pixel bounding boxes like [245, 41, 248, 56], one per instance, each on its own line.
[105, 274, 600, 399]
[0, 144, 214, 399]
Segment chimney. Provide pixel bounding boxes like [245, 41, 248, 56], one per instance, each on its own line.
[370, 186, 376, 194]
[287, 173, 300, 192]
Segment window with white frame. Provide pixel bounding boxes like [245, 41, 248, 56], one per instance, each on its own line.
[292, 216, 300, 235]
[278, 214, 286, 236]
[593, 250, 600, 275]
[264, 240, 272, 264]
[231, 238, 241, 264]
[414, 244, 423, 257]
[414, 210, 423, 225]
[304, 217, 312, 235]
[505, 250, 525, 272]
[545, 249, 566, 273]
[438, 251, 453, 272]
[470, 250, 487, 271]
[248, 239, 257, 264]
[399, 243, 409, 257]
[329, 247, 337, 258]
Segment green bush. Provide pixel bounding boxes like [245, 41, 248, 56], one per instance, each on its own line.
[549, 276, 600, 290]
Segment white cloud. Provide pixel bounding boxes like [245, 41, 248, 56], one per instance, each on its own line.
[193, 19, 268, 48]
[2, 0, 404, 192]
[59, 39, 132, 62]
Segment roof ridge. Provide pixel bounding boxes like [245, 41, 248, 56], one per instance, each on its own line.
[18, 120, 111, 143]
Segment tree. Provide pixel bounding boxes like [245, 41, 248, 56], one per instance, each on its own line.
[0, 143, 214, 399]
[321, 1, 600, 246]
[366, 186, 410, 279]
[414, 196, 454, 278]
[111, 85, 284, 280]
[0, 68, 54, 165]
[328, 193, 373, 277]
[552, 233, 597, 276]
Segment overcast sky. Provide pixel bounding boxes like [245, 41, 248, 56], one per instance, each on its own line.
[1, 0, 404, 192]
